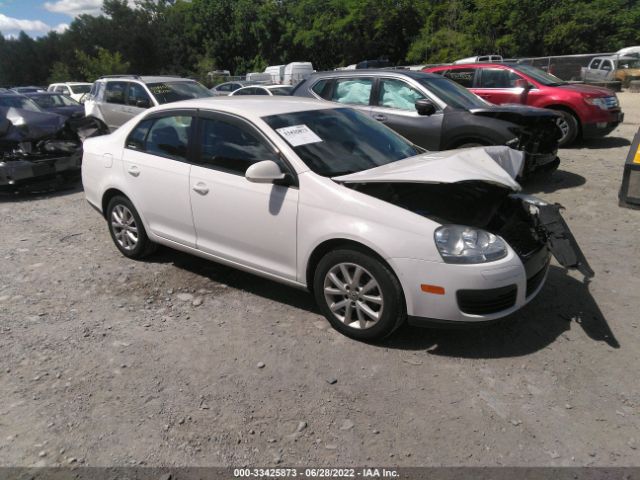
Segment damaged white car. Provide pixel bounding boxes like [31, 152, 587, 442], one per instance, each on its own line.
[82, 97, 593, 341]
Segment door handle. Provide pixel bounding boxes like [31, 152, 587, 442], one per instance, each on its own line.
[373, 114, 387, 121]
[127, 166, 140, 177]
[192, 183, 209, 195]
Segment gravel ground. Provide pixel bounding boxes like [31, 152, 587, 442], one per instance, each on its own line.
[1, 93, 640, 468]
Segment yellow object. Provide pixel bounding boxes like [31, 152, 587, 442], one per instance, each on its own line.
[634, 144, 640, 164]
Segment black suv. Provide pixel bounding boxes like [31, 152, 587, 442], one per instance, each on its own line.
[291, 70, 561, 174]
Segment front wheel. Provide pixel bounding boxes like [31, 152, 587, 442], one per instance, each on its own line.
[552, 110, 579, 146]
[313, 249, 406, 341]
[106, 195, 156, 259]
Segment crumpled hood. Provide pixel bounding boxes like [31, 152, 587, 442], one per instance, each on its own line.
[332, 146, 523, 190]
[0, 106, 67, 142]
[469, 104, 560, 126]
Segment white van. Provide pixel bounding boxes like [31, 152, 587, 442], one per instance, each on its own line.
[283, 62, 314, 85]
[246, 72, 272, 83]
[264, 65, 285, 83]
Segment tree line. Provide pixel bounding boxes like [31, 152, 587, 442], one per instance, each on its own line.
[1, 0, 639, 87]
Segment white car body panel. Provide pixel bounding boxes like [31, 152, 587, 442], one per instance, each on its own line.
[82, 96, 557, 324]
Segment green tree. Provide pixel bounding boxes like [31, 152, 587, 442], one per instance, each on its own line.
[48, 62, 72, 83]
[75, 47, 130, 81]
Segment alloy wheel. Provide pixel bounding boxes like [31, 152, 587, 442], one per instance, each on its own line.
[111, 204, 139, 251]
[323, 262, 383, 329]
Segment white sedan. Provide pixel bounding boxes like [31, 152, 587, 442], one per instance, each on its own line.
[82, 97, 592, 341]
[230, 85, 293, 96]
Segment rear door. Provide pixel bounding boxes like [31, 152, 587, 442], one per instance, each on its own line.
[583, 59, 601, 81]
[325, 77, 374, 117]
[188, 112, 298, 280]
[101, 81, 131, 130]
[599, 59, 615, 81]
[370, 76, 443, 150]
[121, 110, 196, 247]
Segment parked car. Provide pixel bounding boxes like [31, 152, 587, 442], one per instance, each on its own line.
[211, 81, 253, 96]
[84, 75, 213, 131]
[1, 92, 87, 190]
[47, 82, 92, 103]
[581, 56, 640, 88]
[425, 63, 624, 146]
[291, 70, 561, 174]
[230, 85, 293, 96]
[10, 86, 46, 94]
[82, 97, 592, 340]
[25, 92, 85, 119]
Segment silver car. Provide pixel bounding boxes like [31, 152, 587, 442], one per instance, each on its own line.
[84, 75, 212, 131]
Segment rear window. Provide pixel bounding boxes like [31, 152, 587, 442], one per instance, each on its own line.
[442, 68, 476, 88]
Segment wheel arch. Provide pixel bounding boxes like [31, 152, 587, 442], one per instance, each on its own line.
[305, 238, 395, 291]
[101, 188, 128, 219]
[544, 104, 582, 127]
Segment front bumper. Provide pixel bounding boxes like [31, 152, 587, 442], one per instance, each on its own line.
[582, 110, 624, 138]
[389, 246, 550, 326]
[0, 153, 81, 190]
[522, 151, 559, 174]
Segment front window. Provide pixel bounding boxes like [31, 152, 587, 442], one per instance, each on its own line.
[377, 78, 425, 111]
[147, 81, 213, 104]
[416, 77, 488, 109]
[263, 108, 422, 177]
[512, 64, 565, 86]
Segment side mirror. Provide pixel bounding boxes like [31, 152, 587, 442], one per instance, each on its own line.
[245, 160, 287, 184]
[514, 79, 531, 90]
[415, 99, 436, 116]
[136, 99, 151, 108]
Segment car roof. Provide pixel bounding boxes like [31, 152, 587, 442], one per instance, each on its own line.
[52, 82, 91, 85]
[98, 76, 195, 84]
[151, 96, 332, 118]
[305, 69, 442, 80]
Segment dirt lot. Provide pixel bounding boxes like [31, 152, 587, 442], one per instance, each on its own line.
[1, 94, 640, 469]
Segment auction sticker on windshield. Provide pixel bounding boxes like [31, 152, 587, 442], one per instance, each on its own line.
[276, 124, 323, 147]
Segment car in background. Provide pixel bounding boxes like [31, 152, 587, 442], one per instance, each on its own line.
[25, 92, 84, 119]
[81, 96, 592, 341]
[211, 81, 254, 96]
[425, 63, 623, 146]
[292, 70, 561, 175]
[10, 86, 46, 94]
[0, 92, 46, 112]
[230, 85, 293, 96]
[581, 56, 640, 88]
[84, 75, 213, 131]
[47, 82, 93, 103]
[454, 55, 503, 64]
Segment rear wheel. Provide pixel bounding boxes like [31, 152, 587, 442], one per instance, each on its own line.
[313, 249, 406, 341]
[106, 195, 156, 259]
[551, 109, 579, 146]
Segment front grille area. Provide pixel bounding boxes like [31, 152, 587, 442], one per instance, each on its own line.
[526, 259, 550, 297]
[457, 285, 518, 315]
[604, 96, 619, 109]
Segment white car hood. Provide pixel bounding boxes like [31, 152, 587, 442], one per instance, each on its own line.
[332, 146, 523, 190]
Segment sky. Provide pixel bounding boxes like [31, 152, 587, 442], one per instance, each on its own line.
[0, 0, 134, 38]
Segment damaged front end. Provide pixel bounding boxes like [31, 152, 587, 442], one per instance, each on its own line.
[0, 106, 103, 191]
[472, 105, 562, 175]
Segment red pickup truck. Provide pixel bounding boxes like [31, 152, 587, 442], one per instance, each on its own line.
[424, 63, 624, 146]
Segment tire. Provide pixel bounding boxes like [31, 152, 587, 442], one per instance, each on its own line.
[457, 142, 485, 148]
[551, 109, 579, 147]
[313, 249, 406, 341]
[106, 195, 156, 259]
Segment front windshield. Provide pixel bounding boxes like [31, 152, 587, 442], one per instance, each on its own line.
[147, 81, 213, 104]
[263, 108, 422, 177]
[71, 84, 91, 94]
[0, 95, 43, 112]
[513, 64, 565, 85]
[32, 94, 79, 108]
[418, 77, 488, 109]
[269, 87, 292, 96]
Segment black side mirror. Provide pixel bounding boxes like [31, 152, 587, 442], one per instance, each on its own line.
[136, 99, 151, 108]
[415, 99, 436, 116]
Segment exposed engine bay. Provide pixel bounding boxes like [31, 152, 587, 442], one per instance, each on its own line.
[0, 106, 104, 191]
[346, 180, 594, 278]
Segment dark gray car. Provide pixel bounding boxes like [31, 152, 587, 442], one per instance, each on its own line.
[291, 70, 561, 174]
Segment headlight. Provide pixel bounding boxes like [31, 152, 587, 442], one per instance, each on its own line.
[434, 225, 508, 264]
[584, 97, 608, 110]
